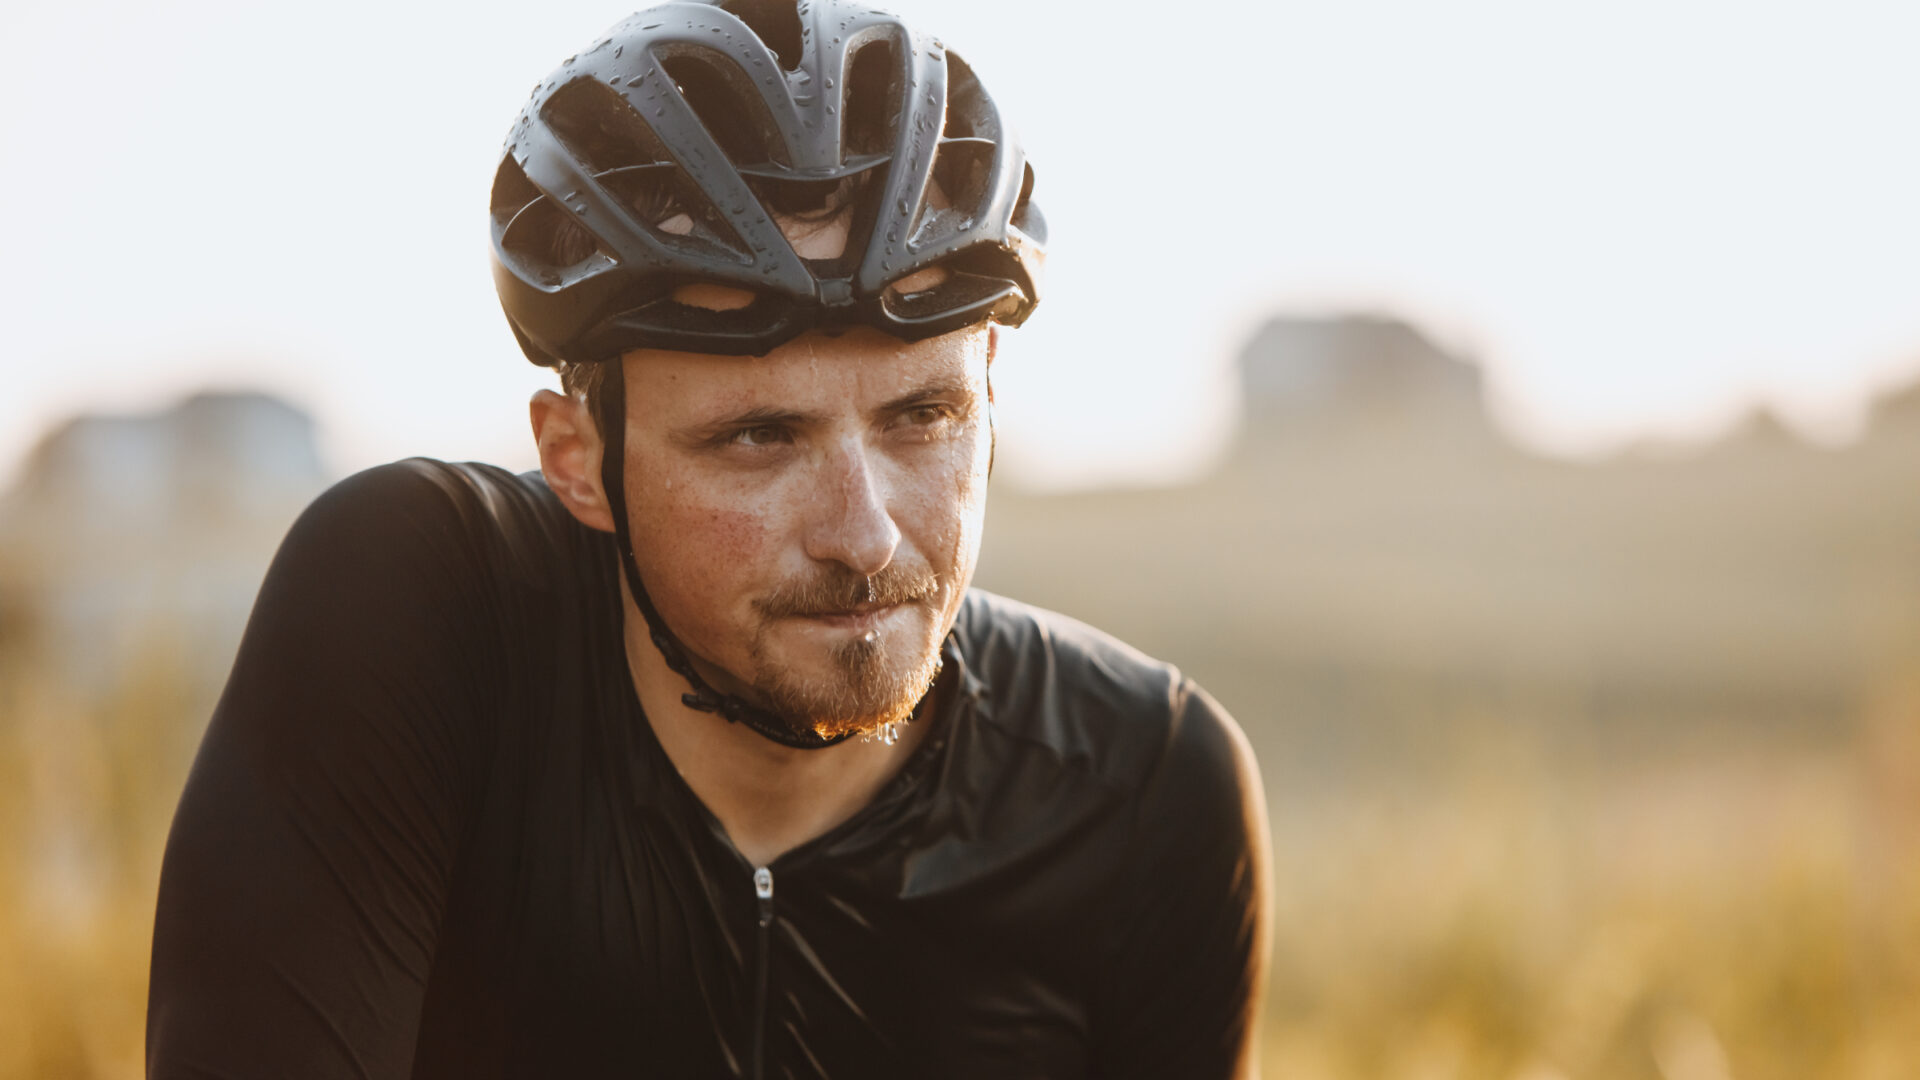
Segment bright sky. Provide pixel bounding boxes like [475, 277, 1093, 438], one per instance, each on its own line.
[5, 0, 1918, 490]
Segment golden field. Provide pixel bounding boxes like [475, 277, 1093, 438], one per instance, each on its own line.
[3, 374, 1918, 1078]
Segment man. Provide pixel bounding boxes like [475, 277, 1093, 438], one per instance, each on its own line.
[147, 2, 1271, 1076]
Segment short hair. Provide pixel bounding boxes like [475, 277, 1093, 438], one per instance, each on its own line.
[556, 355, 613, 431]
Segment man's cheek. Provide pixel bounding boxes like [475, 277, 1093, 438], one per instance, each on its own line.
[640, 499, 771, 601]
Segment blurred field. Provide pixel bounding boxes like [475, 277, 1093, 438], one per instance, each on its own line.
[975, 374, 1920, 1079]
[2, 361, 1918, 1077]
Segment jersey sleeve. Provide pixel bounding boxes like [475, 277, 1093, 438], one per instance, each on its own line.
[1091, 681, 1273, 1080]
[148, 462, 501, 1080]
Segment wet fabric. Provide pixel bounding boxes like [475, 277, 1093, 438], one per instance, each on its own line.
[147, 459, 1268, 1079]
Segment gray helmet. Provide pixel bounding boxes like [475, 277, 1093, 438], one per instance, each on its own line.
[490, 0, 1046, 365]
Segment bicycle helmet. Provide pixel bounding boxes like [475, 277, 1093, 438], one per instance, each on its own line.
[490, 0, 1044, 750]
[490, 0, 1045, 364]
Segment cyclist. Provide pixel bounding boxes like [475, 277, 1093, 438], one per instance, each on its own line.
[148, 2, 1271, 1076]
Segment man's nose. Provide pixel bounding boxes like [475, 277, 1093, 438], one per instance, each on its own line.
[803, 439, 900, 578]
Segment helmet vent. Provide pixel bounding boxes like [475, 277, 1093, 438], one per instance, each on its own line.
[500, 197, 615, 285]
[930, 139, 991, 221]
[598, 165, 748, 255]
[542, 77, 674, 173]
[841, 36, 899, 159]
[660, 51, 787, 168]
[717, 0, 805, 72]
[491, 155, 543, 224]
[939, 53, 991, 141]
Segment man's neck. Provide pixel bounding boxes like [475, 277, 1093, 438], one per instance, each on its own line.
[621, 599, 934, 869]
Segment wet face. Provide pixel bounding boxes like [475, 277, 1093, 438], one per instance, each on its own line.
[618, 324, 992, 739]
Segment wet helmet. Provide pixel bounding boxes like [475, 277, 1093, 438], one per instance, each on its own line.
[489, 0, 1046, 365]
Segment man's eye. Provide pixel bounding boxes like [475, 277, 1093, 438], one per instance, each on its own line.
[904, 405, 949, 426]
[730, 425, 790, 447]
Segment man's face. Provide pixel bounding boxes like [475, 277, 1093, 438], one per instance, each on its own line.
[618, 323, 992, 739]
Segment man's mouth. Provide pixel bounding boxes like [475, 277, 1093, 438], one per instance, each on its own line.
[797, 601, 902, 630]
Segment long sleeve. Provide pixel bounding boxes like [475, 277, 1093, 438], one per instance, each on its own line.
[147, 462, 500, 1079]
[1091, 681, 1273, 1079]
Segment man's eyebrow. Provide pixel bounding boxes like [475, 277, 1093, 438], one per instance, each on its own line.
[876, 378, 976, 415]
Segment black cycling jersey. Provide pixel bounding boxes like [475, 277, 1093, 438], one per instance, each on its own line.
[147, 459, 1268, 1079]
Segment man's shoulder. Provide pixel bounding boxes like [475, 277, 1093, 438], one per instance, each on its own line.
[308, 457, 563, 536]
[296, 458, 591, 575]
[951, 589, 1251, 793]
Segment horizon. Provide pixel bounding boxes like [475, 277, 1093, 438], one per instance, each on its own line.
[5, 0, 1918, 491]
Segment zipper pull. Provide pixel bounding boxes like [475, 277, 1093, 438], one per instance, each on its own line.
[753, 866, 774, 927]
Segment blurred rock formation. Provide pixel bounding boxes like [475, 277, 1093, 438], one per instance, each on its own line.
[0, 391, 327, 920]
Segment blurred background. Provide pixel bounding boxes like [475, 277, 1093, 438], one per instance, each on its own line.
[3, 0, 1918, 1077]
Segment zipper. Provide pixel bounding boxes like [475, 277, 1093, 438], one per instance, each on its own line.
[749, 865, 774, 1080]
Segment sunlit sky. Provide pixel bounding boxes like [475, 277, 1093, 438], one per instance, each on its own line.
[5, 0, 1918, 490]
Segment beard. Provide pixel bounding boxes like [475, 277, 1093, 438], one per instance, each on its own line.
[746, 563, 946, 740]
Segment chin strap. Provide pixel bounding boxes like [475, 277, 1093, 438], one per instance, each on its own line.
[596, 360, 856, 751]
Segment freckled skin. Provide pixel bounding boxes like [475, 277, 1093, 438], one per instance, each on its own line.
[619, 324, 993, 724]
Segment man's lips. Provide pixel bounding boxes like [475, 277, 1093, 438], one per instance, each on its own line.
[778, 593, 942, 632]
[795, 601, 901, 630]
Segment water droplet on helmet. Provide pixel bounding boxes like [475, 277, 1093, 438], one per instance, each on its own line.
[825, 77, 835, 89]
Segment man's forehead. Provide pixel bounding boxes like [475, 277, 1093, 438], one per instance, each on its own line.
[625, 326, 986, 419]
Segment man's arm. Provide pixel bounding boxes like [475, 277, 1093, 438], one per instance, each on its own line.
[1092, 681, 1273, 1079]
[147, 462, 496, 1079]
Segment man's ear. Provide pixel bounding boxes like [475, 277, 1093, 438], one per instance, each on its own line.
[531, 389, 616, 533]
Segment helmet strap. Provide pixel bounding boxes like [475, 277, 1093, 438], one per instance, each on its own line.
[595, 359, 855, 751]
